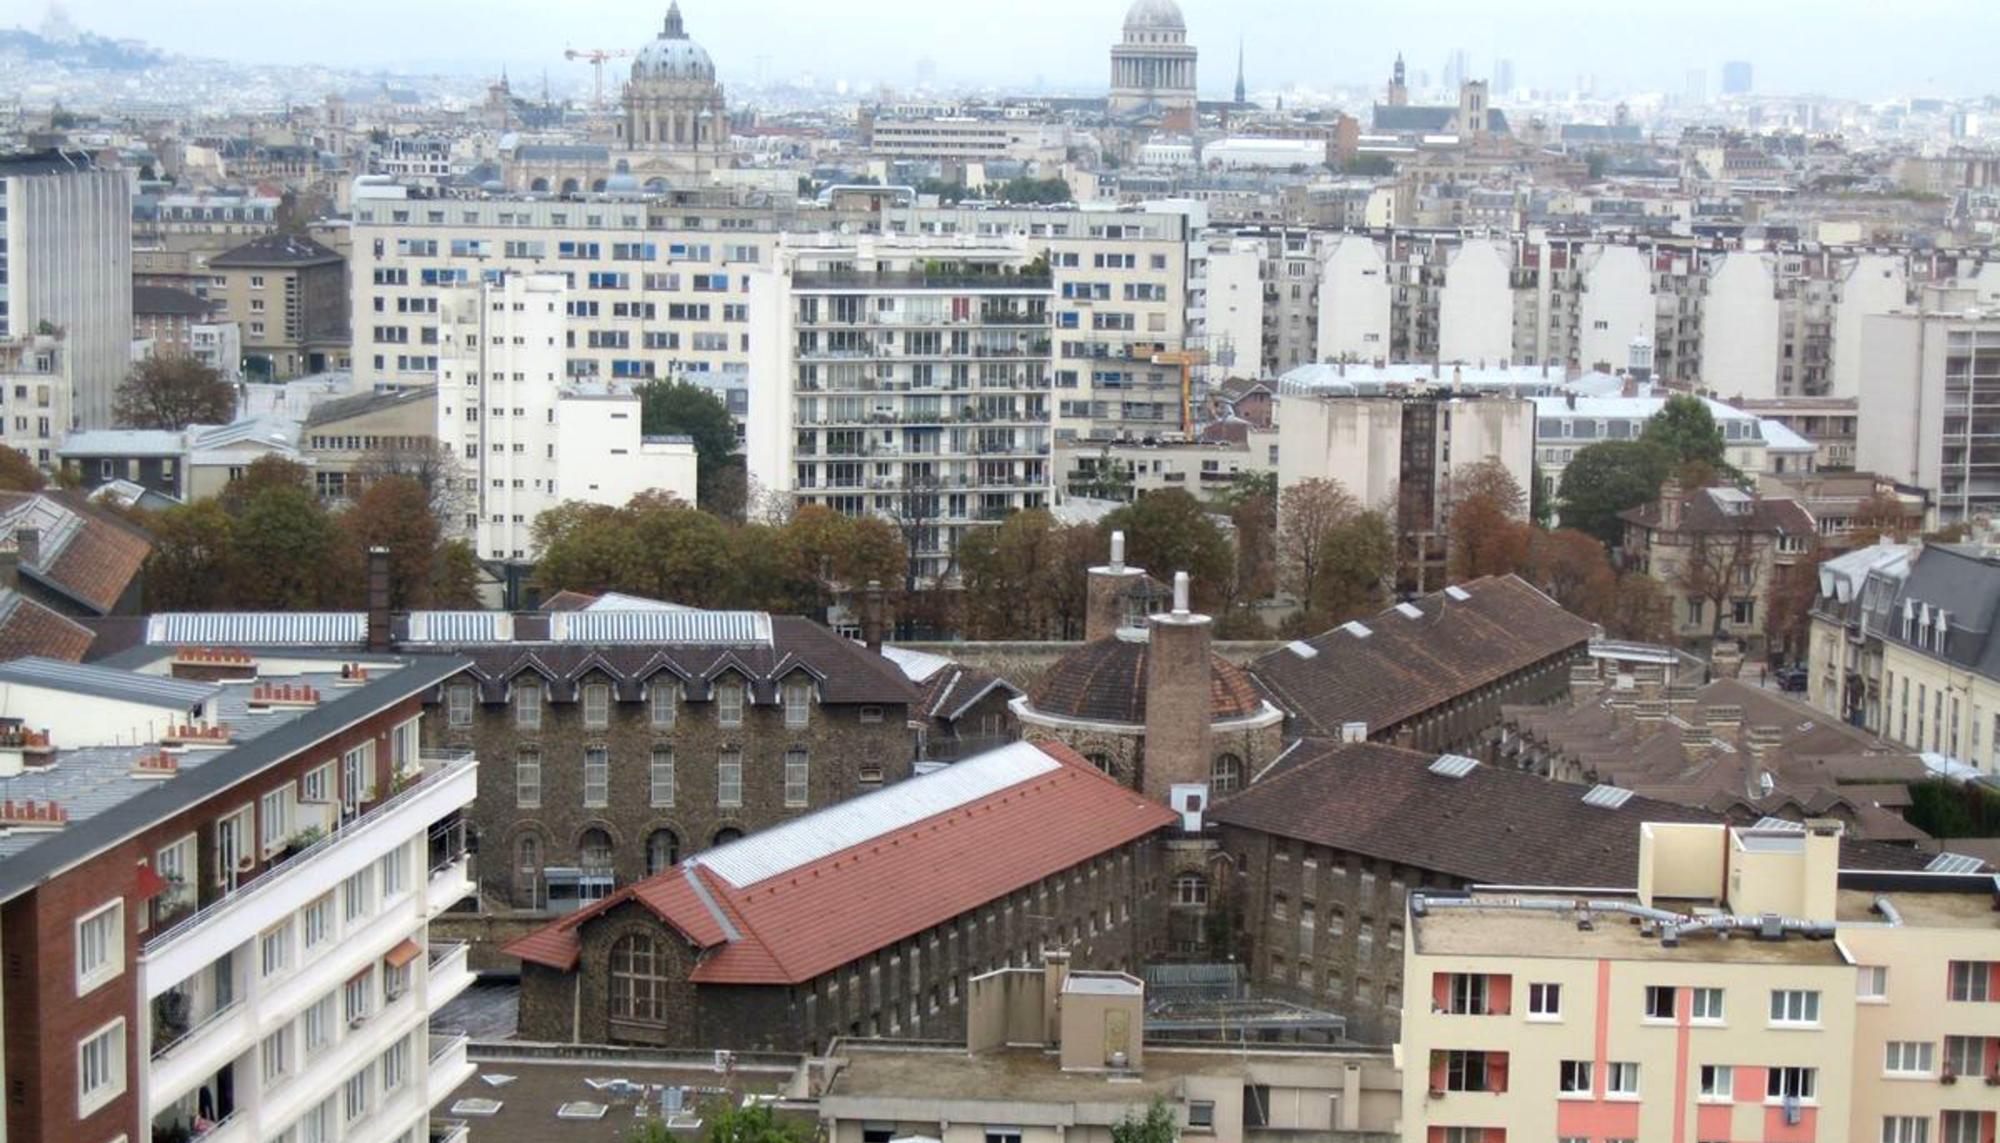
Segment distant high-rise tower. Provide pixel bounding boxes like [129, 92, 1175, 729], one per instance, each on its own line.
[1234, 38, 1246, 105]
[1387, 52, 1408, 107]
[1721, 60, 1753, 95]
[0, 151, 131, 430]
[1685, 68, 1707, 107]
[1493, 57, 1514, 96]
[1443, 47, 1468, 90]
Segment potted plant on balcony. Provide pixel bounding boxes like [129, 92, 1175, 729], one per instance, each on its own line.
[151, 990, 191, 1053]
[282, 826, 325, 859]
[1941, 1064, 1959, 1085]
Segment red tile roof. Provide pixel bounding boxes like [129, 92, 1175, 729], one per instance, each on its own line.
[0, 492, 152, 615]
[504, 740, 1177, 983]
[0, 590, 93, 662]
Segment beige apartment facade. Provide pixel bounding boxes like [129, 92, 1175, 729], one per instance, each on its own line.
[1400, 819, 1999, 1143]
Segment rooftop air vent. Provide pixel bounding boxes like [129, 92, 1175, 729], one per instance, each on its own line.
[1444, 585, 1471, 601]
[1341, 621, 1373, 638]
[1285, 640, 1319, 659]
[1395, 602, 1423, 619]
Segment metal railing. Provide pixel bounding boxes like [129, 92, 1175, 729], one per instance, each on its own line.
[429, 1030, 470, 1064]
[429, 1119, 470, 1143]
[145, 752, 477, 954]
[429, 941, 470, 971]
[150, 995, 246, 1063]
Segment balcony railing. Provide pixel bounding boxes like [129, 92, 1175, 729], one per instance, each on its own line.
[145, 751, 476, 954]
[430, 1120, 470, 1143]
[151, 995, 245, 1063]
[795, 269, 1053, 290]
[429, 1030, 470, 1065]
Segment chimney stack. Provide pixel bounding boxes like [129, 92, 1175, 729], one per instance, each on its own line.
[861, 580, 885, 653]
[15, 527, 39, 569]
[1680, 724, 1713, 763]
[366, 547, 392, 652]
[1085, 530, 1146, 642]
[1143, 571, 1213, 805]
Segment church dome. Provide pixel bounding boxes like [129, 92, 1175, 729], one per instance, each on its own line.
[633, 2, 715, 83]
[1123, 0, 1186, 33]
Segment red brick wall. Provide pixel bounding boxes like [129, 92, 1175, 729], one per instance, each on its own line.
[2, 692, 425, 1143]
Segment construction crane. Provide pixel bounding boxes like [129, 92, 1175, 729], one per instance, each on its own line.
[1150, 348, 1211, 436]
[563, 47, 635, 108]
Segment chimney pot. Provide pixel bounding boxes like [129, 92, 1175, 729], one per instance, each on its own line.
[366, 546, 392, 652]
[1110, 530, 1125, 571]
[1173, 571, 1190, 614]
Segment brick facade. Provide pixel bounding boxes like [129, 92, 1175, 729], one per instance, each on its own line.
[517, 837, 1160, 1054]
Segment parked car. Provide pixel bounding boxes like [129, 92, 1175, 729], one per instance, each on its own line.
[1774, 665, 1809, 692]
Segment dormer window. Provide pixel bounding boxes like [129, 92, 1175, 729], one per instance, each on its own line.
[514, 679, 543, 731]
[650, 681, 679, 729]
[716, 680, 743, 729]
[582, 682, 611, 731]
[783, 680, 813, 730]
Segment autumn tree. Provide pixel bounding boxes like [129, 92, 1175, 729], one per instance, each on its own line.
[0, 446, 45, 492]
[1214, 472, 1278, 607]
[353, 438, 468, 519]
[1849, 490, 1917, 545]
[341, 476, 470, 610]
[1605, 573, 1674, 643]
[219, 455, 314, 512]
[1445, 459, 1532, 582]
[958, 509, 1102, 639]
[1673, 503, 1764, 642]
[1277, 477, 1360, 603]
[143, 499, 237, 610]
[114, 356, 236, 430]
[1764, 545, 1830, 665]
[1302, 508, 1396, 628]
[1524, 527, 1617, 622]
[230, 482, 345, 608]
[1103, 489, 1234, 611]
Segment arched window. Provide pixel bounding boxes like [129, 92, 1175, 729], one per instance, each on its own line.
[1211, 753, 1244, 795]
[529, 177, 550, 193]
[712, 826, 744, 846]
[1173, 872, 1208, 907]
[514, 835, 543, 909]
[646, 829, 679, 876]
[579, 828, 613, 876]
[608, 933, 668, 1024]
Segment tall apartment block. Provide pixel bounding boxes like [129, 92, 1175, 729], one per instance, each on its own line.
[746, 235, 1054, 584]
[1858, 286, 2000, 524]
[0, 641, 479, 1143]
[433, 272, 697, 562]
[1400, 818, 2000, 1143]
[0, 151, 133, 431]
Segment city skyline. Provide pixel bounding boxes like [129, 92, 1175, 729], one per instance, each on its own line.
[28, 0, 2000, 101]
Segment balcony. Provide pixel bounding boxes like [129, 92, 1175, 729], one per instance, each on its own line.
[144, 751, 478, 992]
[794, 269, 1053, 291]
[427, 820, 473, 916]
[428, 1032, 475, 1109]
[430, 1120, 471, 1143]
[429, 941, 474, 1009]
[150, 994, 251, 1105]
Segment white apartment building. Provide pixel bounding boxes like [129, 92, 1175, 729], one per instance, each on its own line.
[862, 116, 1070, 164]
[1, 151, 134, 430]
[1187, 234, 1263, 388]
[0, 331, 72, 470]
[1859, 290, 2000, 525]
[0, 647, 477, 1143]
[746, 235, 1055, 583]
[433, 272, 698, 562]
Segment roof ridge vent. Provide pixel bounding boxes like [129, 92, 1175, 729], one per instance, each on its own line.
[1582, 783, 1635, 809]
[1429, 754, 1479, 778]
[1341, 620, 1373, 638]
[1284, 640, 1319, 659]
[1444, 585, 1472, 601]
[1395, 602, 1424, 619]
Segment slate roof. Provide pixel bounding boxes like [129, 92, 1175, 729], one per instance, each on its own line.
[1874, 543, 2000, 682]
[300, 386, 434, 430]
[505, 741, 1178, 982]
[1370, 104, 1510, 135]
[1620, 487, 1817, 537]
[1210, 740, 1937, 887]
[0, 589, 93, 662]
[1026, 636, 1266, 725]
[1248, 575, 1595, 739]
[208, 233, 343, 269]
[916, 663, 1021, 724]
[0, 491, 152, 615]
[132, 285, 218, 318]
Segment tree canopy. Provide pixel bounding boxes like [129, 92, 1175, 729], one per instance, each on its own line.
[1111, 1099, 1179, 1143]
[1103, 489, 1234, 612]
[956, 508, 1099, 639]
[0, 446, 45, 492]
[1556, 439, 1673, 547]
[115, 356, 236, 430]
[637, 380, 741, 515]
[1640, 394, 1729, 471]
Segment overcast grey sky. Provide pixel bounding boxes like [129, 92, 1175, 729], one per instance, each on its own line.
[41, 0, 2000, 99]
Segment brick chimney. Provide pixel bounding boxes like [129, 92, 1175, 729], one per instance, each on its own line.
[366, 547, 392, 652]
[860, 580, 886, 653]
[1086, 530, 1147, 642]
[1143, 571, 1213, 805]
[1680, 724, 1713, 764]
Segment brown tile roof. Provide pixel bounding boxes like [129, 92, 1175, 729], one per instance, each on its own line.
[1620, 487, 1816, 537]
[1026, 636, 1266, 725]
[0, 589, 93, 662]
[0, 492, 152, 615]
[1248, 575, 1595, 739]
[506, 741, 1178, 983]
[1210, 740, 1934, 885]
[915, 663, 1021, 723]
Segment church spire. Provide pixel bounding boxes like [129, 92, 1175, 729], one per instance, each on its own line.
[1234, 37, 1246, 105]
[663, 1, 686, 39]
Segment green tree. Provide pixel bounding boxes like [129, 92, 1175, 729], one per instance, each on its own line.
[143, 500, 237, 610]
[1309, 508, 1396, 625]
[1277, 477, 1360, 604]
[219, 455, 315, 513]
[1111, 1098, 1179, 1143]
[632, 1101, 809, 1143]
[1640, 394, 1729, 471]
[1104, 489, 1233, 611]
[429, 539, 484, 608]
[637, 380, 739, 514]
[231, 483, 344, 608]
[1557, 440, 1673, 547]
[958, 509, 1099, 639]
[114, 356, 236, 430]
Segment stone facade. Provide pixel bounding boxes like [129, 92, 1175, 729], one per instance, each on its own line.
[422, 667, 913, 912]
[516, 837, 1161, 1054]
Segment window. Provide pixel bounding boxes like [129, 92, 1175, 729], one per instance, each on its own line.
[302, 893, 333, 952]
[1528, 982, 1562, 1017]
[1173, 872, 1208, 906]
[262, 921, 293, 978]
[514, 679, 543, 729]
[516, 747, 542, 809]
[784, 748, 809, 807]
[344, 1064, 371, 1123]
[1446, 973, 1489, 1015]
[344, 970, 373, 1024]
[1187, 1101, 1215, 1129]
[1858, 965, 1888, 1000]
[77, 1019, 126, 1116]
[646, 829, 679, 876]
[717, 681, 743, 728]
[1945, 1034, 1988, 1077]
[1644, 985, 1677, 1020]
[718, 749, 743, 807]
[1559, 1060, 1592, 1095]
[583, 682, 611, 730]
[76, 901, 123, 993]
[341, 742, 374, 811]
[1211, 753, 1243, 794]
[1700, 1064, 1733, 1100]
[784, 680, 812, 728]
[1606, 1061, 1639, 1096]
[1769, 989, 1821, 1024]
[262, 1027, 291, 1086]
[301, 763, 332, 805]
[343, 867, 373, 923]
[1691, 987, 1724, 1021]
[584, 747, 609, 807]
[381, 1036, 411, 1093]
[650, 747, 676, 807]
[1885, 1040, 1935, 1075]
[1946, 1113, 1987, 1143]
[650, 682, 678, 728]
[1884, 1117, 1931, 1143]
[447, 682, 474, 727]
[610, 933, 669, 1023]
[380, 847, 407, 900]
[296, 1095, 336, 1143]
[261, 786, 293, 853]
[1948, 960, 1992, 1002]
[1766, 1066, 1816, 1100]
